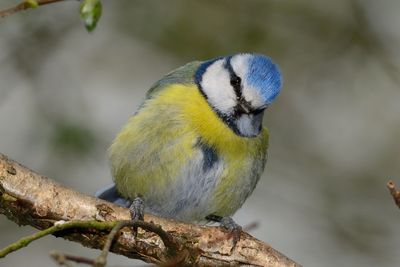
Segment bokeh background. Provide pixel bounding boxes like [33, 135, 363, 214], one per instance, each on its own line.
[1, 0, 400, 266]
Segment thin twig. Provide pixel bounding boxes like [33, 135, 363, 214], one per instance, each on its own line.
[95, 221, 128, 267]
[51, 250, 96, 266]
[243, 221, 259, 232]
[96, 221, 137, 267]
[95, 219, 182, 267]
[387, 180, 400, 208]
[94, 219, 187, 267]
[0, 0, 71, 18]
[0, 220, 118, 258]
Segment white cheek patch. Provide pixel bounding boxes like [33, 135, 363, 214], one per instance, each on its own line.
[242, 85, 265, 108]
[200, 59, 236, 114]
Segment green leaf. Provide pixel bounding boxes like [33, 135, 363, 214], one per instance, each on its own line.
[25, 0, 39, 8]
[79, 0, 102, 32]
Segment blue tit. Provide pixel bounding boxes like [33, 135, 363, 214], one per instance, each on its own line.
[97, 53, 282, 227]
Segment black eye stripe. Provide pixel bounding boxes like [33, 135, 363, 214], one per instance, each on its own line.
[224, 57, 242, 98]
[230, 75, 242, 97]
[230, 76, 241, 87]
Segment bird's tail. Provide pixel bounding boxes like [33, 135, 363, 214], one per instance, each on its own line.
[95, 183, 130, 207]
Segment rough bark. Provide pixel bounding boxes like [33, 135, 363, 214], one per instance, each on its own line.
[0, 153, 301, 267]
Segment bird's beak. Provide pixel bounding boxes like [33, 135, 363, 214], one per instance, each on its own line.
[237, 98, 252, 114]
[238, 102, 250, 114]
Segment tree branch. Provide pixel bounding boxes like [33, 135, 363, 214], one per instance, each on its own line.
[0, 0, 72, 18]
[0, 153, 301, 267]
[387, 180, 400, 209]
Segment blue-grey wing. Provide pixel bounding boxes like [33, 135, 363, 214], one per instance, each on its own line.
[146, 61, 201, 99]
[95, 183, 130, 207]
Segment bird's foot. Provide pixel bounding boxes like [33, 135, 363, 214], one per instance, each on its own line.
[206, 214, 242, 247]
[128, 197, 145, 235]
[129, 196, 144, 221]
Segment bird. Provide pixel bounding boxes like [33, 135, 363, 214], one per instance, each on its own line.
[96, 53, 282, 237]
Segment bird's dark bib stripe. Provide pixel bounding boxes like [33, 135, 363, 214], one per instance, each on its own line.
[196, 139, 219, 172]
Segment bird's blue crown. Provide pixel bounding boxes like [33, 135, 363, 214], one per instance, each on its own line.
[246, 54, 282, 104]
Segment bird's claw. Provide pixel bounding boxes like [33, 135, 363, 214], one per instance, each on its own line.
[220, 216, 242, 246]
[206, 215, 242, 247]
[129, 197, 144, 221]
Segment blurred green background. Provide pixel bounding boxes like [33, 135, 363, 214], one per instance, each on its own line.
[1, 0, 400, 266]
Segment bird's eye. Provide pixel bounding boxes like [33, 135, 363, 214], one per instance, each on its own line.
[230, 76, 241, 88]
